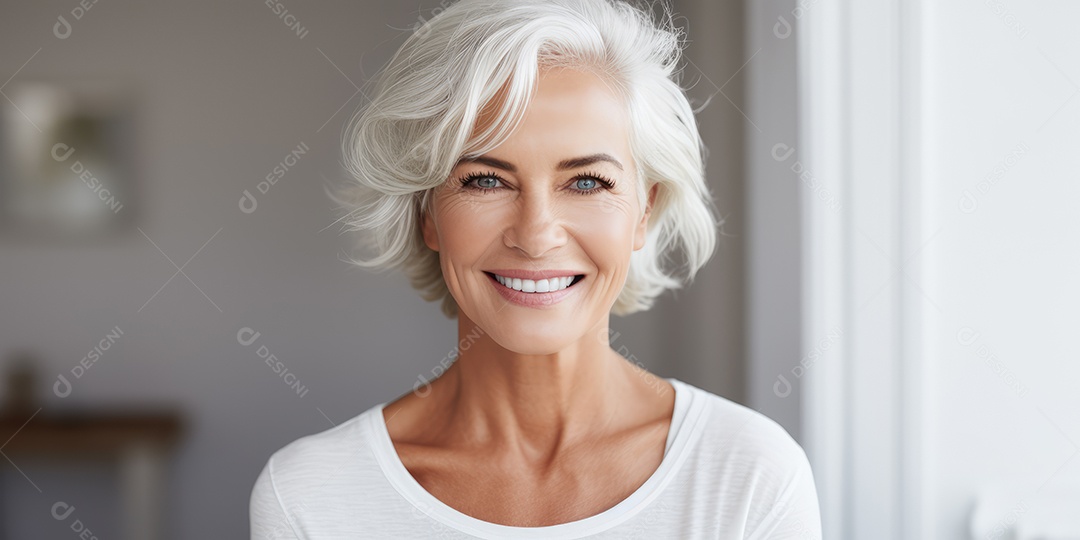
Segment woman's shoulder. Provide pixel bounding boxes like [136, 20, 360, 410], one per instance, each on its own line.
[253, 403, 383, 490]
[674, 380, 822, 535]
[250, 404, 390, 536]
[675, 379, 812, 471]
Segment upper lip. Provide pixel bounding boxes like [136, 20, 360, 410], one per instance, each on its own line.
[484, 269, 585, 280]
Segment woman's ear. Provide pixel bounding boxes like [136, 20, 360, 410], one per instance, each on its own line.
[421, 208, 439, 252]
[633, 183, 658, 251]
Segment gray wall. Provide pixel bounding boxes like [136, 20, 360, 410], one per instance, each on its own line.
[743, 0, 803, 440]
[673, 0, 748, 406]
[0, 1, 746, 537]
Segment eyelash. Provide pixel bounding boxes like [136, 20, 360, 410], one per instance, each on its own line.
[457, 170, 616, 195]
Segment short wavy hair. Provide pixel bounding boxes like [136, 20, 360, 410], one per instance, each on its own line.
[329, 0, 719, 319]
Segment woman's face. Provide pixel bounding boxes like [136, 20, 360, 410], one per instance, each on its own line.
[422, 67, 656, 355]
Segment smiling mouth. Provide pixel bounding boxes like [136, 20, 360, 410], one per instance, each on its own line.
[483, 272, 586, 293]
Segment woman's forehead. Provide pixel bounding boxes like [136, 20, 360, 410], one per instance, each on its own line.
[465, 69, 632, 166]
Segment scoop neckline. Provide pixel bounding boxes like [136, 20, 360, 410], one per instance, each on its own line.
[367, 376, 703, 539]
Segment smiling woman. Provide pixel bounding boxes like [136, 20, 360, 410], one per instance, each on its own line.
[420, 66, 658, 347]
[250, 1, 822, 538]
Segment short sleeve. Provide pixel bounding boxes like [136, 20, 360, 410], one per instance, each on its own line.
[250, 454, 302, 540]
[743, 440, 823, 540]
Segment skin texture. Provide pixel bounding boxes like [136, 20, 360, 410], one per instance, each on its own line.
[382, 66, 676, 527]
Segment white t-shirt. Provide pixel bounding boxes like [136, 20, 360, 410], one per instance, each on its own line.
[250, 377, 822, 539]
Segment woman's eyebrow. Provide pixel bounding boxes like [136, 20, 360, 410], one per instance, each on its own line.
[456, 155, 517, 171]
[456, 153, 624, 172]
[559, 153, 624, 171]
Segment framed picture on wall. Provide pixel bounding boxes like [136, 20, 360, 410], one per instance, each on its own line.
[0, 79, 139, 241]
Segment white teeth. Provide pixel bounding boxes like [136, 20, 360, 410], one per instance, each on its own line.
[493, 274, 578, 293]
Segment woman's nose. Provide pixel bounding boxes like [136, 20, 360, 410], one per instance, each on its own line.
[503, 191, 568, 258]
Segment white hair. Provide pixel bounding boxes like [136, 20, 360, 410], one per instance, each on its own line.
[329, 0, 719, 319]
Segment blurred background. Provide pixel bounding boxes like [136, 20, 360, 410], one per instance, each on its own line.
[0, 0, 1076, 539]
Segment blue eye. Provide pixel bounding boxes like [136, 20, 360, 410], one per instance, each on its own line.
[459, 172, 503, 192]
[574, 178, 597, 191]
[568, 174, 615, 195]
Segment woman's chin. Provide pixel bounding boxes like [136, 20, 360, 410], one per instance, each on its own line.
[484, 325, 580, 356]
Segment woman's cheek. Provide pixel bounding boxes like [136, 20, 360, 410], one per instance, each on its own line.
[436, 201, 514, 263]
[564, 198, 637, 241]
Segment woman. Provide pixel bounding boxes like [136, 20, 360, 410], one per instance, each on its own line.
[250, 0, 822, 538]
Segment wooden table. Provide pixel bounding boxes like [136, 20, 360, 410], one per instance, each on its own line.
[0, 408, 183, 540]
